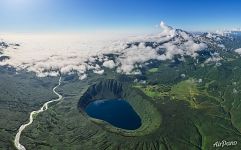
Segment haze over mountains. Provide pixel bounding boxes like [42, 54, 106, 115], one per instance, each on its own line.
[0, 21, 240, 79]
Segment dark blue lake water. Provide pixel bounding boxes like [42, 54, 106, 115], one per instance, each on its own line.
[85, 99, 141, 130]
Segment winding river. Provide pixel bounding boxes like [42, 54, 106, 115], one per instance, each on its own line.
[14, 77, 63, 150]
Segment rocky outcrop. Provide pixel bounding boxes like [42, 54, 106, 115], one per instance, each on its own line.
[0, 41, 8, 49]
[0, 56, 10, 61]
[78, 79, 123, 109]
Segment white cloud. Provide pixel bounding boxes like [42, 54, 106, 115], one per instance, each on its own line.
[234, 48, 241, 54]
[103, 60, 116, 69]
[79, 74, 87, 80]
[0, 21, 211, 78]
[204, 52, 222, 63]
[116, 43, 161, 73]
[218, 44, 225, 49]
[93, 69, 104, 75]
[0, 33, 120, 77]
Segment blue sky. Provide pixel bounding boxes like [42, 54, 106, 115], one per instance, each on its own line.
[1, 0, 241, 33]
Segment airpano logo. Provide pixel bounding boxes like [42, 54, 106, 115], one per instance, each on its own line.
[213, 140, 237, 148]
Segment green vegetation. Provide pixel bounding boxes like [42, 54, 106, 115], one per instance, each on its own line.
[0, 68, 58, 149]
[10, 55, 241, 149]
[171, 79, 199, 108]
[133, 84, 170, 99]
[2, 37, 241, 149]
[148, 67, 159, 73]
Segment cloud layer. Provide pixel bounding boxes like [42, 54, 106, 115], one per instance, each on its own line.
[0, 22, 212, 79]
[235, 48, 241, 54]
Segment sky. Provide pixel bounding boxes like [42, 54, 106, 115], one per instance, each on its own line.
[0, 0, 241, 33]
[1, 0, 240, 79]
